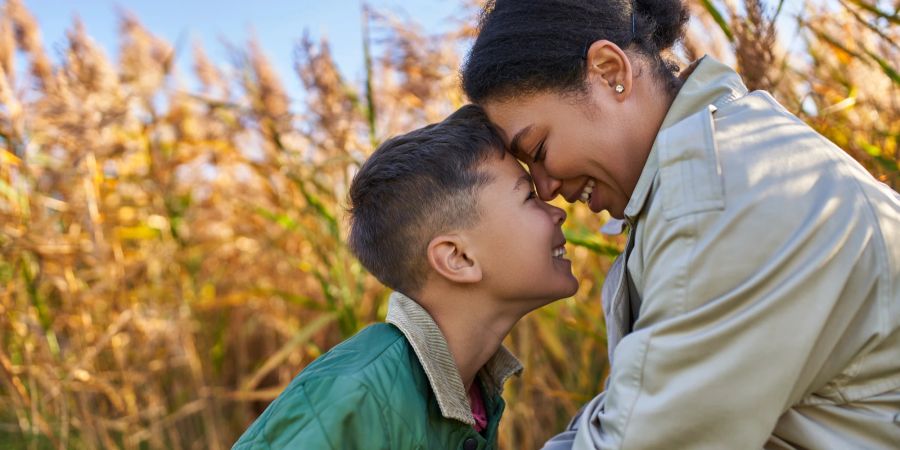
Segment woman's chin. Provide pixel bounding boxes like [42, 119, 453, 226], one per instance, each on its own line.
[587, 195, 605, 214]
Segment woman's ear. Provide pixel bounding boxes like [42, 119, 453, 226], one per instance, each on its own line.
[585, 40, 633, 100]
[427, 234, 482, 284]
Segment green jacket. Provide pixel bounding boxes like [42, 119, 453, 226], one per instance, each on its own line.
[233, 292, 523, 450]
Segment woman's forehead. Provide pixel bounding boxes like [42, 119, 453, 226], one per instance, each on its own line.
[483, 99, 538, 140]
[483, 91, 573, 126]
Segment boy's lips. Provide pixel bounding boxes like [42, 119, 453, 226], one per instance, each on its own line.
[552, 245, 567, 258]
[551, 237, 567, 258]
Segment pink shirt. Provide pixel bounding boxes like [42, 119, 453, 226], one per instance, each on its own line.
[468, 383, 488, 432]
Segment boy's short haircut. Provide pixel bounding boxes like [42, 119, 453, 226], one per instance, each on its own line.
[348, 105, 506, 296]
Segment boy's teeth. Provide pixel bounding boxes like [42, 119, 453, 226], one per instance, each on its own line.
[552, 246, 566, 258]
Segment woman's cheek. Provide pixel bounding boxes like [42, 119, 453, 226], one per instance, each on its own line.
[542, 158, 562, 180]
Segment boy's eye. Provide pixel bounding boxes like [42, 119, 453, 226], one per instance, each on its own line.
[526, 190, 537, 201]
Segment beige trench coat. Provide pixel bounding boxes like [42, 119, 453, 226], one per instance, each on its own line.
[546, 56, 900, 449]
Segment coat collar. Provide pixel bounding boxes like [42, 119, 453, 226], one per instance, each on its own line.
[623, 56, 749, 222]
[385, 291, 523, 426]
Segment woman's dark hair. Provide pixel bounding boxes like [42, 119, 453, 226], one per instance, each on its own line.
[462, 0, 689, 103]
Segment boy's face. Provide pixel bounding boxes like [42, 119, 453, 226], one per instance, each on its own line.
[466, 153, 579, 306]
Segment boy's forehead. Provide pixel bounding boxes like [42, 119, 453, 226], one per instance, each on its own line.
[480, 152, 531, 186]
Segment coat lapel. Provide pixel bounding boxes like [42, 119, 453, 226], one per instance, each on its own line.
[602, 228, 638, 365]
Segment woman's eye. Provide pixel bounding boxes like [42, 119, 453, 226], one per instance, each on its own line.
[526, 190, 537, 201]
[534, 140, 546, 163]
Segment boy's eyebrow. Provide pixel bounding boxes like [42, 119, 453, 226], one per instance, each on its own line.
[514, 173, 533, 191]
[509, 125, 534, 160]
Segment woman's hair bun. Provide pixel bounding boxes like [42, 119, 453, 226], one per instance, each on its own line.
[634, 0, 689, 51]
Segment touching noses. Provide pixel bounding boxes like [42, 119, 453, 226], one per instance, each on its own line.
[530, 164, 562, 201]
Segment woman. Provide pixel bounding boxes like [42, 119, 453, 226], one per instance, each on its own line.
[462, 1, 900, 448]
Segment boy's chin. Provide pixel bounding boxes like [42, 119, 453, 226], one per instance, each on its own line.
[559, 281, 580, 299]
[555, 266, 580, 298]
[539, 270, 580, 301]
[542, 281, 581, 304]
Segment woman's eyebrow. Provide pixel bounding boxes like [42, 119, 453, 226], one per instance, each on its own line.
[509, 125, 534, 160]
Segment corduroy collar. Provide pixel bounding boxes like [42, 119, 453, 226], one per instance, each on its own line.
[385, 291, 523, 426]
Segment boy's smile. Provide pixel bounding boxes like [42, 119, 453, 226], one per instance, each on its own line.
[464, 154, 579, 306]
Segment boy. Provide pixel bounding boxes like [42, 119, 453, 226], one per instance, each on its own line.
[232, 105, 579, 449]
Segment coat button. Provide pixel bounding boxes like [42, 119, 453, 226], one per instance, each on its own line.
[462, 437, 477, 450]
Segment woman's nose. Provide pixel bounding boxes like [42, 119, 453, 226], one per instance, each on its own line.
[531, 164, 561, 201]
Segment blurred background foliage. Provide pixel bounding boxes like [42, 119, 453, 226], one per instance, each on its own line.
[0, 0, 897, 448]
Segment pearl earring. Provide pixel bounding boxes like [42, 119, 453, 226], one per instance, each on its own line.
[615, 84, 625, 94]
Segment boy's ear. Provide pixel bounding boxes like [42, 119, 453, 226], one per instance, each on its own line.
[426, 234, 482, 284]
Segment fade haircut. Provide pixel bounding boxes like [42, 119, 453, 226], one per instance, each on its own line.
[348, 104, 506, 296]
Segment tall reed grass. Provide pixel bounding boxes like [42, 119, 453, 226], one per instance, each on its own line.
[0, 0, 897, 448]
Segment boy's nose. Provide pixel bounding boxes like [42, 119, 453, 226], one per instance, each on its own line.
[549, 204, 567, 224]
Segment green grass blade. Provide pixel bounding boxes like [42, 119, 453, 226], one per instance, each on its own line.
[863, 48, 900, 87]
[699, 0, 735, 42]
[846, 0, 900, 25]
[564, 229, 621, 259]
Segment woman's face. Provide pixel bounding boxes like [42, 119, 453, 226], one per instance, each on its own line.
[484, 87, 650, 219]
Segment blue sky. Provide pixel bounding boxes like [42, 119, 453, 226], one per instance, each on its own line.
[21, 1, 811, 102]
[23, 1, 466, 99]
